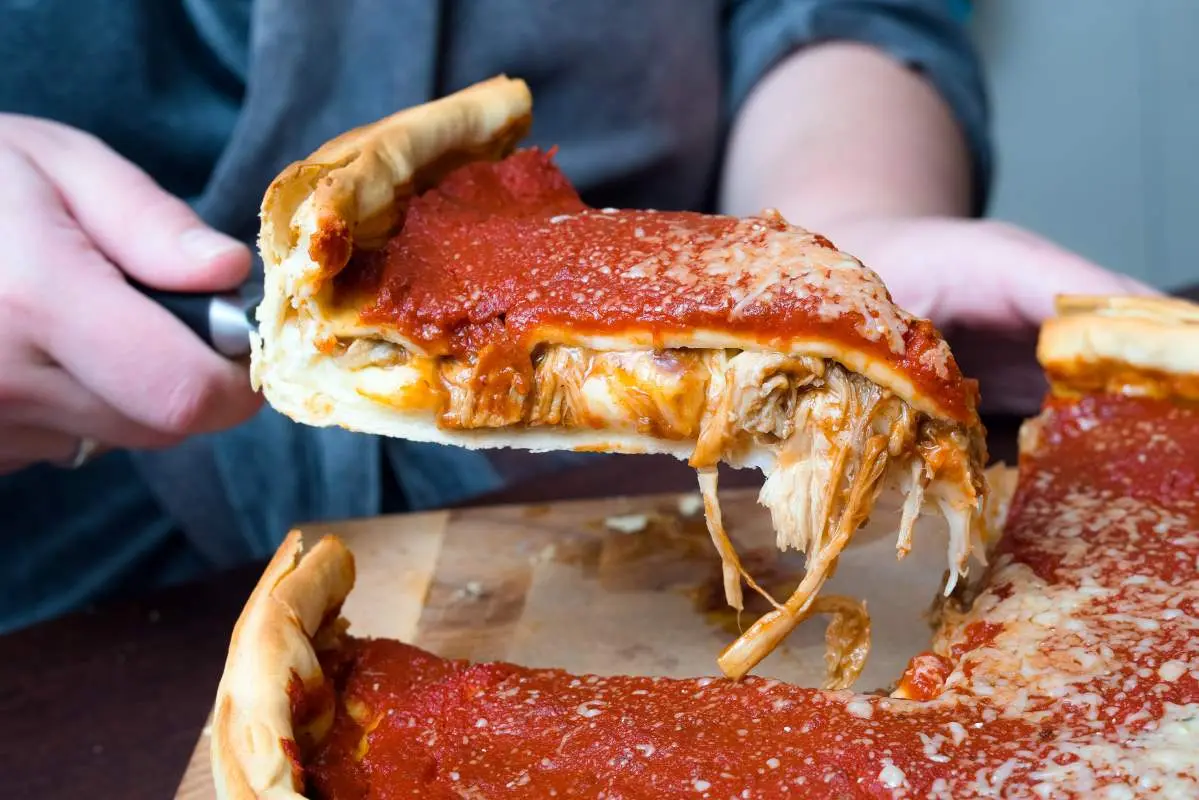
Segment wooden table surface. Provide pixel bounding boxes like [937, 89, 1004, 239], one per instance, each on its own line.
[0, 418, 1021, 800]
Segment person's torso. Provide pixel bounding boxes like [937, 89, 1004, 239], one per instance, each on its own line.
[0, 0, 727, 216]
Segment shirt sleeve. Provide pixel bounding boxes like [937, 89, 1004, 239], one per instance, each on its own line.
[725, 0, 992, 214]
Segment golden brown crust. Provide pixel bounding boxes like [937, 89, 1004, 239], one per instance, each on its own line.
[1038, 294, 1199, 401]
[258, 74, 532, 298]
[210, 532, 355, 800]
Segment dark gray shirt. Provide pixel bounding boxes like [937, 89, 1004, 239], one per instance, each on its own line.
[0, 0, 989, 632]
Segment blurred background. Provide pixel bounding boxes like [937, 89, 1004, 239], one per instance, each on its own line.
[972, 0, 1199, 290]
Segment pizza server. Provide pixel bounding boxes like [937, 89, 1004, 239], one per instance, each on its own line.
[133, 281, 260, 358]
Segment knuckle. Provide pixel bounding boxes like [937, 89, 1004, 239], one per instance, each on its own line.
[0, 113, 63, 144]
[1, 115, 103, 168]
[158, 373, 222, 435]
[31, 117, 105, 157]
[0, 260, 41, 334]
[1, 243, 111, 333]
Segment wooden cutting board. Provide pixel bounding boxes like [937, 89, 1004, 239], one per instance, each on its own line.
[175, 486, 955, 798]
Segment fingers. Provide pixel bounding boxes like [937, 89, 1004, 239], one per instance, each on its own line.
[983, 222, 1162, 325]
[0, 363, 181, 449]
[827, 215, 1159, 416]
[0, 127, 263, 471]
[1112, 274, 1160, 297]
[0, 114, 251, 292]
[43, 268, 263, 436]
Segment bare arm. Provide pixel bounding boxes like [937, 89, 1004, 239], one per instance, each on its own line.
[721, 42, 971, 226]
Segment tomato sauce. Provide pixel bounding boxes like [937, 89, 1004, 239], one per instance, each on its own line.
[306, 637, 1036, 799]
[895, 652, 952, 701]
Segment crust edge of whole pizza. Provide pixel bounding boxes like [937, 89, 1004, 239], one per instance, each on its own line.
[1039, 293, 1199, 401]
[211, 532, 355, 800]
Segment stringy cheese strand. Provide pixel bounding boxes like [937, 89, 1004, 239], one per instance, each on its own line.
[718, 435, 890, 679]
[696, 468, 782, 611]
[896, 457, 926, 560]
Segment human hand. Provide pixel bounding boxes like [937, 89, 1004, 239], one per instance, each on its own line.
[824, 216, 1159, 415]
[0, 115, 262, 475]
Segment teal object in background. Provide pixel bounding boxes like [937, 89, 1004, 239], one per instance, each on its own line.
[949, 0, 972, 22]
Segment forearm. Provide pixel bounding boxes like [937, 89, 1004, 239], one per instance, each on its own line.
[719, 42, 974, 230]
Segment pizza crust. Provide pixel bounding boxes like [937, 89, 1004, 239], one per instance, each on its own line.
[210, 532, 355, 800]
[258, 74, 532, 293]
[1038, 294, 1199, 400]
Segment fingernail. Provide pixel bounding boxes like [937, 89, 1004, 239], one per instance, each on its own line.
[179, 228, 246, 263]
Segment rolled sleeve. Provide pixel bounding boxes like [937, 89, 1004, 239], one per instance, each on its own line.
[725, 0, 993, 214]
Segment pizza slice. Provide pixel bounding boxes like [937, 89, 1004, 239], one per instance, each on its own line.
[250, 75, 989, 679]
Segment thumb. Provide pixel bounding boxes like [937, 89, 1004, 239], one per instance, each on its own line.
[3, 115, 250, 292]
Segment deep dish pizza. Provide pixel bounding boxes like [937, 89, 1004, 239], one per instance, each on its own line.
[216, 294, 1198, 798]
[249, 76, 989, 677]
